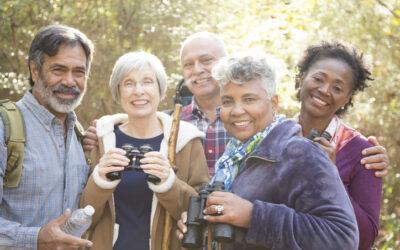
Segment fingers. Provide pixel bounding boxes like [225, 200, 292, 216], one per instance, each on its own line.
[176, 212, 188, 240]
[204, 192, 231, 212]
[204, 213, 227, 223]
[365, 160, 386, 170]
[374, 169, 388, 178]
[82, 142, 96, 152]
[91, 119, 98, 127]
[100, 148, 128, 165]
[83, 127, 98, 142]
[205, 194, 254, 228]
[182, 211, 187, 223]
[313, 137, 331, 147]
[99, 166, 125, 175]
[60, 234, 93, 248]
[140, 154, 168, 166]
[54, 209, 72, 225]
[86, 126, 97, 135]
[100, 157, 129, 168]
[39, 210, 93, 249]
[140, 152, 170, 181]
[141, 167, 170, 182]
[367, 136, 379, 146]
[361, 153, 388, 165]
[362, 145, 386, 157]
[142, 151, 166, 161]
[203, 204, 224, 215]
[82, 125, 99, 152]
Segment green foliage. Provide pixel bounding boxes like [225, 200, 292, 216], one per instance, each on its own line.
[1, 0, 399, 248]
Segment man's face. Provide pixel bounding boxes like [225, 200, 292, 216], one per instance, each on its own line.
[180, 37, 225, 100]
[31, 44, 88, 116]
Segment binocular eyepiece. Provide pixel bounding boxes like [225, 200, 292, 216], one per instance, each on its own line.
[307, 128, 332, 141]
[182, 181, 235, 249]
[106, 144, 161, 184]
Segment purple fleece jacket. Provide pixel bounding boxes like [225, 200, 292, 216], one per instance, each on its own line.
[336, 136, 382, 250]
[223, 120, 359, 250]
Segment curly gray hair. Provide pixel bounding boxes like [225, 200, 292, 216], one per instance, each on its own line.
[212, 53, 276, 99]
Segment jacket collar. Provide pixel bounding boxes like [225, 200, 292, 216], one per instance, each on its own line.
[248, 119, 302, 163]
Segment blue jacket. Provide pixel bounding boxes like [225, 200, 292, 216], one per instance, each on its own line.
[225, 120, 358, 249]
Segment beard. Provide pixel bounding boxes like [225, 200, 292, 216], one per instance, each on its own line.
[35, 76, 86, 113]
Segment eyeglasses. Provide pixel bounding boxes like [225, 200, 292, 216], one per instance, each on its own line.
[119, 80, 156, 90]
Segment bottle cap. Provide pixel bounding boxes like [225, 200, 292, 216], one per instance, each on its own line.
[83, 205, 95, 216]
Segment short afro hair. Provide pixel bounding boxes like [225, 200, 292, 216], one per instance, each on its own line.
[295, 41, 373, 115]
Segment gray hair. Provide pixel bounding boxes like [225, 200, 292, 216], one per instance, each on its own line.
[109, 51, 168, 103]
[28, 24, 94, 86]
[179, 31, 227, 60]
[212, 53, 276, 99]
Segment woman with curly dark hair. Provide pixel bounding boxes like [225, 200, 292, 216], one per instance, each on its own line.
[295, 41, 382, 250]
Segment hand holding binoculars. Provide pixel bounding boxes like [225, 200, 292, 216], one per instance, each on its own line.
[307, 128, 332, 141]
[106, 144, 161, 184]
[182, 181, 235, 249]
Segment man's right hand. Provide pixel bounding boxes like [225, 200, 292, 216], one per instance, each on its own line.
[82, 120, 98, 152]
[38, 209, 93, 250]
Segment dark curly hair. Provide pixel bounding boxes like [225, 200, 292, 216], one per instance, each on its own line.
[295, 41, 373, 115]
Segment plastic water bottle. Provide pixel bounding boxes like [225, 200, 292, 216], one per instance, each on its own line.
[61, 205, 95, 237]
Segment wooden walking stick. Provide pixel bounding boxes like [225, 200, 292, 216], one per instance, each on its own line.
[161, 80, 184, 250]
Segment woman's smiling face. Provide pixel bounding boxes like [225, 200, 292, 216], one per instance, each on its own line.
[220, 79, 278, 143]
[299, 58, 354, 119]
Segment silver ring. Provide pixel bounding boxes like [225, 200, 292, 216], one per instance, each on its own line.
[215, 205, 224, 215]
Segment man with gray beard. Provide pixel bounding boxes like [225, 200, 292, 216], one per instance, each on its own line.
[0, 24, 94, 249]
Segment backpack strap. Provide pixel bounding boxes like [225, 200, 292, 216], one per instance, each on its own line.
[74, 119, 93, 167]
[0, 100, 26, 188]
[74, 119, 86, 142]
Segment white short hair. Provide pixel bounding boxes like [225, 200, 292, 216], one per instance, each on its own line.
[109, 51, 168, 102]
[212, 52, 276, 99]
[179, 32, 227, 61]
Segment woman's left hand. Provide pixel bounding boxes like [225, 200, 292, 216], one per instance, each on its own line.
[204, 191, 253, 229]
[140, 151, 171, 183]
[313, 137, 336, 163]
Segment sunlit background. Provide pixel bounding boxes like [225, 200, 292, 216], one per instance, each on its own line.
[1, 0, 399, 248]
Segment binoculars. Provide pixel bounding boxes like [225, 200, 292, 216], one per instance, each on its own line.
[308, 128, 332, 141]
[106, 144, 161, 184]
[182, 181, 235, 249]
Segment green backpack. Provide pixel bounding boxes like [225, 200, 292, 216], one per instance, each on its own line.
[0, 99, 85, 188]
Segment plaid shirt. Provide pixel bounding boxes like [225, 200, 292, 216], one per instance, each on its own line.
[181, 99, 231, 176]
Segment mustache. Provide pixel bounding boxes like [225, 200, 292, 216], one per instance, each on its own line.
[52, 84, 81, 95]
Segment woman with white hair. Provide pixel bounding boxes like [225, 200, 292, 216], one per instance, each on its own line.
[80, 51, 209, 250]
[177, 53, 359, 249]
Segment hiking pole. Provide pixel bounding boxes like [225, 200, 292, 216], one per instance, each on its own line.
[161, 81, 183, 250]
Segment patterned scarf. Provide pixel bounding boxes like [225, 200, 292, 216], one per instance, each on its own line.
[211, 115, 286, 191]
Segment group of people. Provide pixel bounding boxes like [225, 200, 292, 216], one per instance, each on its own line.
[0, 24, 389, 250]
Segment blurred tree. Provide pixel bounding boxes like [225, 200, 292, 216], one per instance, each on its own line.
[0, 0, 398, 248]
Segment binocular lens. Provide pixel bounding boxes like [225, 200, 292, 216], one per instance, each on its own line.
[182, 224, 203, 249]
[213, 223, 235, 242]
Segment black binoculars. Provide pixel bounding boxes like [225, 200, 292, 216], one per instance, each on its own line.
[308, 128, 332, 141]
[182, 181, 235, 249]
[106, 144, 161, 184]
